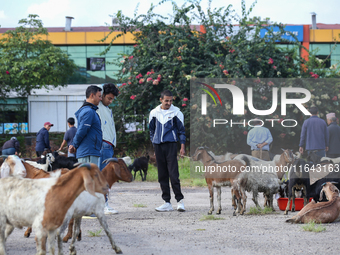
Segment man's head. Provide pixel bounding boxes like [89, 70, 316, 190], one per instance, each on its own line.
[102, 83, 119, 107]
[86, 85, 102, 106]
[326, 113, 337, 125]
[160, 90, 173, 110]
[67, 117, 75, 127]
[309, 106, 318, 115]
[44, 122, 53, 131]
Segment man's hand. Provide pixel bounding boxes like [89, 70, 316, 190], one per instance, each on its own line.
[299, 147, 304, 154]
[180, 144, 185, 157]
[326, 146, 329, 152]
[69, 145, 76, 154]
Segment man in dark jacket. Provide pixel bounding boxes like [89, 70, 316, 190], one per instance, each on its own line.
[299, 106, 329, 158]
[69, 85, 102, 165]
[149, 90, 186, 212]
[2, 137, 20, 155]
[326, 112, 340, 158]
[35, 122, 53, 157]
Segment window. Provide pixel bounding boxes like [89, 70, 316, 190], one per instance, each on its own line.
[316, 55, 331, 68]
[86, 57, 106, 71]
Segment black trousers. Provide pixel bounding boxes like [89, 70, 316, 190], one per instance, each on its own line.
[154, 142, 184, 203]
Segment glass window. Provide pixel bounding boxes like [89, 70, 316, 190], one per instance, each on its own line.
[68, 46, 86, 53]
[331, 55, 340, 66]
[331, 44, 340, 55]
[106, 59, 120, 71]
[105, 46, 125, 57]
[86, 71, 106, 84]
[310, 44, 331, 55]
[87, 46, 107, 53]
[105, 73, 119, 83]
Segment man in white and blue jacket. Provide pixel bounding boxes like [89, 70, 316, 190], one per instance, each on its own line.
[149, 90, 186, 212]
[69, 85, 102, 165]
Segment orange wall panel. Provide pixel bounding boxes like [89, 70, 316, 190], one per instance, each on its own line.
[47, 32, 66, 44]
[86, 32, 105, 44]
[67, 32, 85, 44]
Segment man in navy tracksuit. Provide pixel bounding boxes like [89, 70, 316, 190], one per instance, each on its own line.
[69, 85, 102, 165]
[149, 90, 186, 212]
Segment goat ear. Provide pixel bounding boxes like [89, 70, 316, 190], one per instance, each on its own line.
[0, 162, 10, 178]
[83, 171, 98, 198]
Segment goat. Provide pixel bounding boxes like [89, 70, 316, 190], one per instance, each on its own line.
[192, 147, 245, 215]
[128, 155, 150, 181]
[284, 159, 311, 215]
[0, 155, 27, 178]
[25, 153, 55, 171]
[61, 158, 133, 244]
[0, 163, 112, 255]
[122, 156, 132, 166]
[50, 151, 78, 170]
[286, 182, 340, 223]
[234, 156, 280, 213]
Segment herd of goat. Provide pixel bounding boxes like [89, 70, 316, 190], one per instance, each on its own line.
[1, 147, 340, 254]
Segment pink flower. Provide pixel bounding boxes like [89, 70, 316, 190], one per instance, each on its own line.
[136, 73, 143, 79]
[223, 70, 229, 76]
[122, 83, 127, 86]
[182, 104, 187, 107]
[157, 74, 162, 78]
[332, 96, 338, 101]
[219, 64, 224, 69]
[130, 95, 136, 100]
[243, 131, 248, 135]
[157, 77, 161, 82]
[278, 118, 283, 123]
[229, 49, 235, 53]
[273, 66, 277, 70]
[268, 81, 274, 86]
[153, 80, 159, 85]
[128, 56, 134, 60]
[147, 77, 153, 82]
[139, 78, 144, 84]
[279, 133, 286, 138]
[146, 71, 152, 75]
[311, 73, 319, 79]
[231, 80, 236, 85]
[310, 72, 314, 75]
[128, 81, 132, 85]
[268, 58, 274, 64]
[133, 44, 138, 47]
[6, 71, 9, 75]
[183, 98, 188, 101]
[261, 96, 268, 101]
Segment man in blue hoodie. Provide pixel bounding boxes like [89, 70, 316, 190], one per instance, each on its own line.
[69, 85, 102, 165]
[149, 90, 186, 212]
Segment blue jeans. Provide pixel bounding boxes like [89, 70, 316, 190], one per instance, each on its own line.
[98, 142, 114, 171]
[2, 148, 16, 155]
[308, 149, 325, 158]
[77, 156, 99, 165]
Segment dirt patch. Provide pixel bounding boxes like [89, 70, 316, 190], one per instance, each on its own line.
[5, 181, 339, 254]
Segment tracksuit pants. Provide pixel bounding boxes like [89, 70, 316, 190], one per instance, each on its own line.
[153, 142, 184, 203]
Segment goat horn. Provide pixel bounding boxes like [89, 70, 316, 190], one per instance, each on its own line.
[102, 158, 118, 164]
[77, 163, 91, 169]
[0, 155, 8, 159]
[321, 182, 327, 187]
[330, 181, 338, 185]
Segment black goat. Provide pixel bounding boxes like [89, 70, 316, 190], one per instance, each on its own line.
[37, 151, 77, 171]
[128, 156, 149, 181]
[284, 159, 310, 215]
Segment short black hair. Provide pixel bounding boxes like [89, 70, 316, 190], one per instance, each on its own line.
[310, 106, 318, 115]
[67, 117, 75, 125]
[86, 85, 102, 99]
[103, 83, 119, 97]
[160, 90, 173, 99]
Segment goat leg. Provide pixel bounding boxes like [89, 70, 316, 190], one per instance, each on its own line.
[284, 197, 292, 215]
[97, 215, 122, 254]
[24, 227, 32, 238]
[216, 186, 222, 214]
[62, 218, 74, 243]
[69, 217, 81, 255]
[208, 184, 214, 215]
[291, 188, 296, 212]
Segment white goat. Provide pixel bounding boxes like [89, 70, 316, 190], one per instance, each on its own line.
[122, 156, 132, 166]
[321, 156, 340, 164]
[25, 153, 55, 171]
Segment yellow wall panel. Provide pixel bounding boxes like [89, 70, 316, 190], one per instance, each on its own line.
[104, 31, 125, 44]
[48, 32, 66, 44]
[124, 32, 136, 44]
[310, 29, 333, 42]
[86, 32, 105, 44]
[67, 32, 85, 44]
[332, 30, 340, 42]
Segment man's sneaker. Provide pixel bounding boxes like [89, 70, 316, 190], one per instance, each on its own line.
[155, 202, 174, 212]
[104, 202, 118, 215]
[177, 200, 185, 212]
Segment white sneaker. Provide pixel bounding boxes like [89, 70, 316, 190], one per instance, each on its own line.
[155, 202, 174, 212]
[177, 200, 185, 212]
[104, 202, 118, 215]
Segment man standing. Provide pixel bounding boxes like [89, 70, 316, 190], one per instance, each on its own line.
[149, 90, 186, 212]
[1, 137, 20, 155]
[36, 122, 53, 157]
[299, 106, 329, 158]
[97, 83, 119, 214]
[69, 85, 102, 165]
[247, 119, 273, 161]
[59, 117, 77, 157]
[326, 112, 340, 158]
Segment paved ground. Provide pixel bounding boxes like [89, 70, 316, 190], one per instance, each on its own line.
[5, 181, 340, 254]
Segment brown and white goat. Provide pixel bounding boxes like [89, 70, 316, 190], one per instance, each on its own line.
[192, 147, 245, 215]
[286, 182, 340, 224]
[0, 163, 111, 255]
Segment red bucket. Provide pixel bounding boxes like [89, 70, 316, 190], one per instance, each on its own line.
[277, 197, 313, 211]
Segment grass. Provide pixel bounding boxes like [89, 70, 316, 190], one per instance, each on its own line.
[133, 203, 147, 208]
[130, 157, 207, 187]
[200, 215, 225, 221]
[247, 206, 275, 215]
[302, 221, 326, 232]
[88, 229, 103, 237]
[196, 229, 206, 231]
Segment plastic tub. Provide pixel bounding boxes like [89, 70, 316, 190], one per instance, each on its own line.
[277, 197, 312, 211]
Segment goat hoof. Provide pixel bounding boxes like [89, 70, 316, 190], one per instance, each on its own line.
[115, 246, 123, 254]
[62, 236, 70, 243]
[284, 211, 288, 215]
[24, 233, 30, 238]
[233, 211, 236, 216]
[216, 211, 221, 215]
[291, 208, 295, 212]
